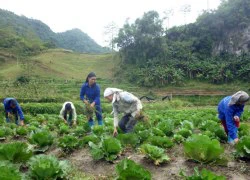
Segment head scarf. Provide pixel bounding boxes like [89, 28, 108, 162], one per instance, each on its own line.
[229, 91, 249, 105]
[85, 72, 96, 83]
[9, 99, 17, 107]
[64, 103, 72, 119]
[104, 88, 123, 103]
[65, 103, 72, 111]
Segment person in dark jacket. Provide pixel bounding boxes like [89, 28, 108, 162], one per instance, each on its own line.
[80, 72, 103, 127]
[218, 91, 249, 144]
[3, 98, 25, 126]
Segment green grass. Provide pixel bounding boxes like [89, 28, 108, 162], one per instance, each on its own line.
[0, 60, 23, 79]
[0, 49, 115, 80]
[0, 49, 249, 106]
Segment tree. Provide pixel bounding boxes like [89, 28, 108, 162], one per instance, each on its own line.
[115, 11, 165, 65]
[163, 9, 174, 29]
[180, 4, 191, 25]
[103, 21, 119, 51]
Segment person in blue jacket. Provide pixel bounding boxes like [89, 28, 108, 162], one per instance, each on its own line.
[80, 72, 103, 127]
[218, 91, 249, 144]
[3, 98, 25, 126]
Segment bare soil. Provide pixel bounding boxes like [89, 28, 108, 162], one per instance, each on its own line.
[66, 144, 250, 180]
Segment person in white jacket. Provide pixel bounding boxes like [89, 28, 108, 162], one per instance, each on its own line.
[104, 88, 142, 136]
[59, 102, 77, 126]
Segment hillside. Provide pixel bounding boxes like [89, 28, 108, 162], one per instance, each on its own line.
[0, 9, 108, 54]
[114, 0, 250, 87]
[167, 0, 250, 56]
[56, 29, 107, 53]
[0, 49, 114, 80]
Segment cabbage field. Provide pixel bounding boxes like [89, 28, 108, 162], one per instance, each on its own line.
[0, 101, 250, 180]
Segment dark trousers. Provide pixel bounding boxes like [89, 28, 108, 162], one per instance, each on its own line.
[5, 110, 19, 125]
[64, 113, 73, 126]
[118, 114, 137, 133]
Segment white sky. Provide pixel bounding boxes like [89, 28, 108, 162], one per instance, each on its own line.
[0, 0, 222, 46]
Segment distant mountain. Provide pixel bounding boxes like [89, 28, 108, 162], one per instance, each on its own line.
[0, 9, 109, 55]
[56, 28, 107, 53]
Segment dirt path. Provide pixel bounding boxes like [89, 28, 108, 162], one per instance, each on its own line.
[68, 148, 115, 179]
[66, 144, 250, 180]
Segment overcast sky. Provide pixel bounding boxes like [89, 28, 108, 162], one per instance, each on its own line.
[0, 0, 222, 46]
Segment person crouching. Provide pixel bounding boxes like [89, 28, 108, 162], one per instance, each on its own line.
[104, 88, 143, 136]
[59, 102, 77, 126]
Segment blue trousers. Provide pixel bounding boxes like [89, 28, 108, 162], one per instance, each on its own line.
[88, 104, 103, 127]
[118, 114, 137, 133]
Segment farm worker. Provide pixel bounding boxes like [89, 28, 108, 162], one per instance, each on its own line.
[59, 102, 77, 126]
[218, 91, 249, 144]
[3, 98, 25, 126]
[80, 72, 103, 127]
[104, 88, 143, 136]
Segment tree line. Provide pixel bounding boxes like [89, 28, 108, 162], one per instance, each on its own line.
[114, 0, 250, 86]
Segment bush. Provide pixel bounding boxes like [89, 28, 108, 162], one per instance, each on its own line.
[15, 76, 30, 84]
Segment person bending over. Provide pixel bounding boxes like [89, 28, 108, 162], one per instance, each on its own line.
[218, 91, 249, 144]
[104, 88, 142, 136]
[3, 98, 25, 126]
[59, 102, 77, 126]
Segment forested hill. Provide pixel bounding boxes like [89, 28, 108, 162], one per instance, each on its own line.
[167, 0, 250, 56]
[114, 0, 250, 86]
[0, 9, 108, 54]
[56, 29, 107, 53]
